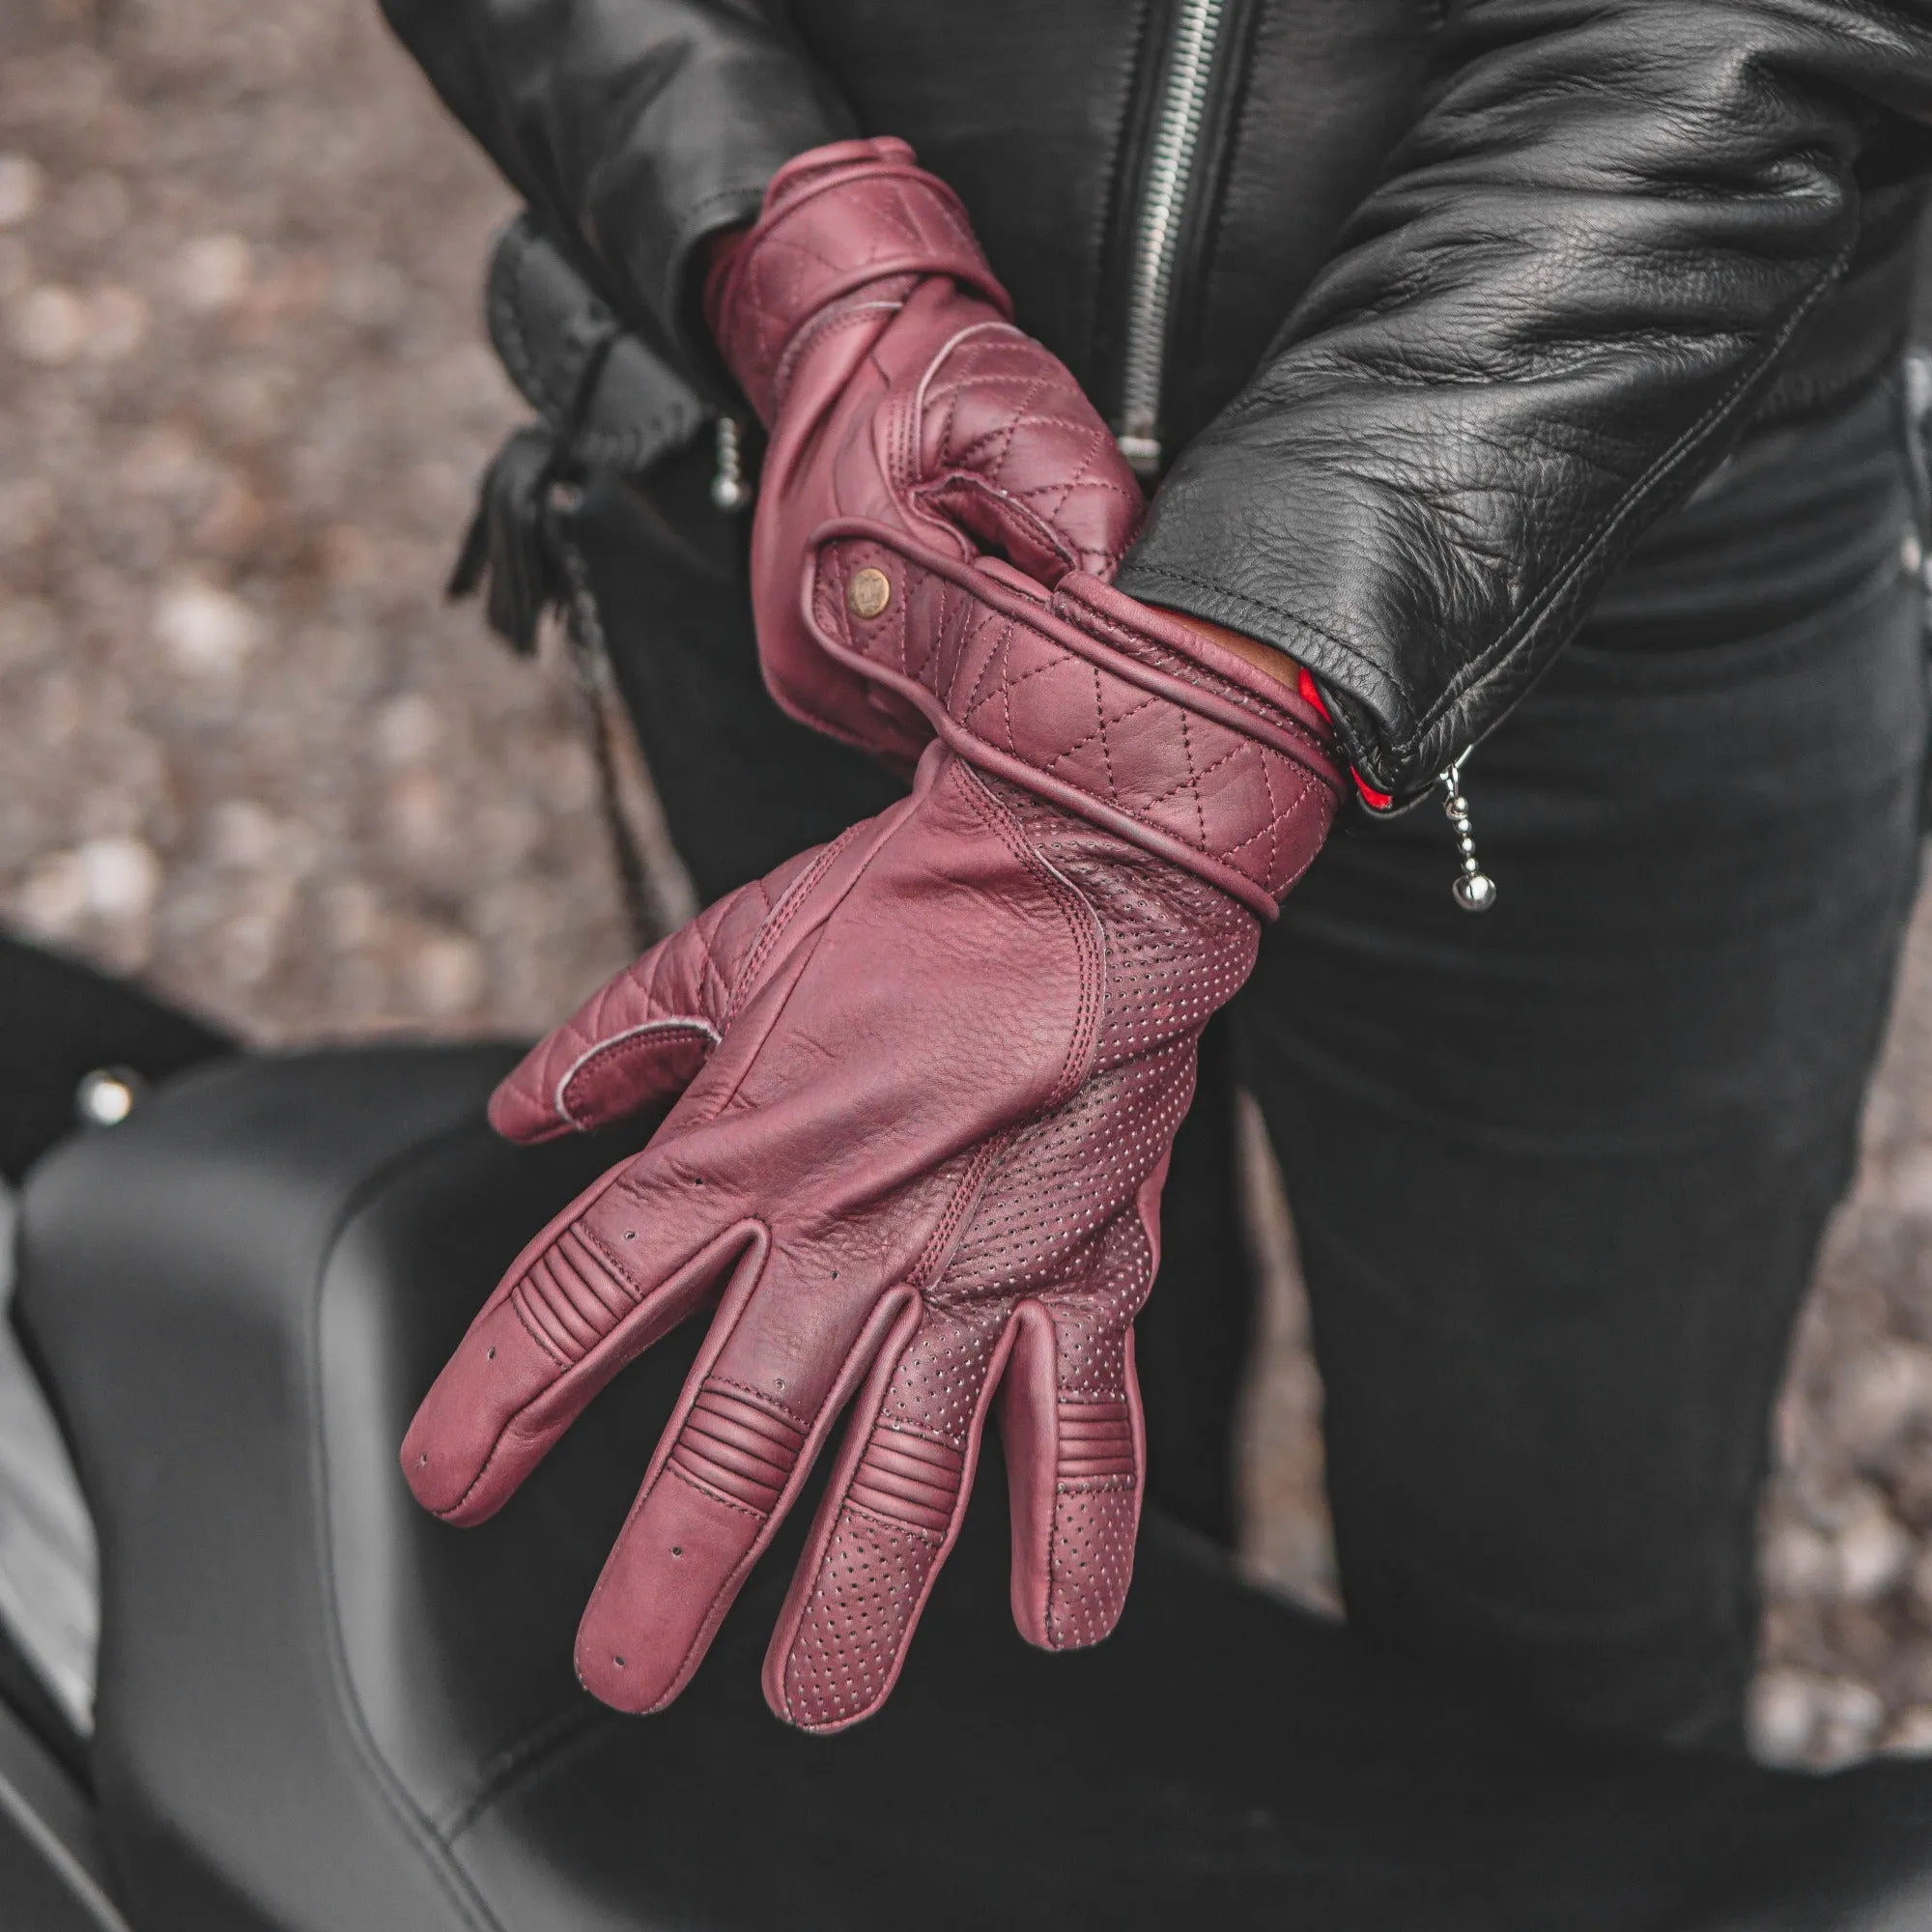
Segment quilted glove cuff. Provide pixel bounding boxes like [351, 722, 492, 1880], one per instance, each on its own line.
[808, 527, 1345, 917]
[706, 136, 1012, 425]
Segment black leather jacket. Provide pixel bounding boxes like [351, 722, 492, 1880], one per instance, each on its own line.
[384, 0, 1932, 802]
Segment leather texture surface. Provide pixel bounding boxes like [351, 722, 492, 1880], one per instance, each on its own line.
[1113, 3, 1932, 797]
[20, 1048, 1932, 1928]
[710, 138, 1150, 771]
[483, 213, 706, 476]
[705, 138, 1010, 425]
[404, 726, 1331, 1730]
[379, 0, 1930, 800]
[809, 541, 1345, 917]
[707, 136, 1339, 899]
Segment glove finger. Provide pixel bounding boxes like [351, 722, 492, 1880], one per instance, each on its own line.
[425, 798, 936, 1535]
[761, 1306, 1013, 1733]
[574, 1264, 922, 1715]
[999, 1287, 1147, 1653]
[401, 1154, 734, 1524]
[488, 843, 828, 1144]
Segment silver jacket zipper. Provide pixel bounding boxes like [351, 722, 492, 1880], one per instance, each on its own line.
[1116, 0, 1226, 479]
[1118, 4, 1498, 910]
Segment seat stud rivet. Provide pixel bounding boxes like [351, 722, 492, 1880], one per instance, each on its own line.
[76, 1066, 142, 1126]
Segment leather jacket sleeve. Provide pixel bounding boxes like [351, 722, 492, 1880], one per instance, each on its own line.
[1114, 2, 1932, 803]
[377, 0, 850, 357]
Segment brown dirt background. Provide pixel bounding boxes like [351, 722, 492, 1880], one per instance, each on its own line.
[7, 0, 1932, 1768]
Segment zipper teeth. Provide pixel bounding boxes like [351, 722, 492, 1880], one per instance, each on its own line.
[1117, 0, 1226, 473]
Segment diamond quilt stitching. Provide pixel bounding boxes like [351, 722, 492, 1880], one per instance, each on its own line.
[831, 545, 1339, 900]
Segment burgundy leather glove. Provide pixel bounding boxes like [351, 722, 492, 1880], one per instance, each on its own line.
[402, 555, 1341, 1729]
[705, 135, 1148, 765]
[401, 136, 1341, 1732]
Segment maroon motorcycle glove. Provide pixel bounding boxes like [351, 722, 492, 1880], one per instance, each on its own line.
[401, 139, 1344, 1732]
[706, 134, 1149, 767]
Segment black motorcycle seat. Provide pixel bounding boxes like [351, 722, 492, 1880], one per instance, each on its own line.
[15, 1046, 1932, 1930]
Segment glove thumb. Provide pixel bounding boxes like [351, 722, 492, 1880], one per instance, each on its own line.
[911, 317, 1146, 586]
[488, 844, 826, 1143]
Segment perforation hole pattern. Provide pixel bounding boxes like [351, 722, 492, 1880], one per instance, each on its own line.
[1048, 1483, 1140, 1649]
[781, 1503, 942, 1729]
[777, 783, 1255, 1718]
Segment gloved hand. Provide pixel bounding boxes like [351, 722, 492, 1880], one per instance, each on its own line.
[705, 135, 1148, 765]
[402, 548, 1342, 1730]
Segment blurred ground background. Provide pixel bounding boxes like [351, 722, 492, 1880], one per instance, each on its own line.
[7, 0, 1932, 1771]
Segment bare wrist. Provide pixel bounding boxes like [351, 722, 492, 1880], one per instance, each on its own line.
[1146, 605, 1300, 691]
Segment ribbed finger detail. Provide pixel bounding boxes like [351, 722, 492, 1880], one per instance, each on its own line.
[847, 1426, 963, 1534]
[1057, 1400, 1135, 1480]
[668, 1381, 807, 1515]
[510, 1228, 637, 1366]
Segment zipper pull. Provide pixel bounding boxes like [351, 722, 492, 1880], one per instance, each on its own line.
[710, 416, 752, 512]
[1117, 423, 1162, 479]
[1440, 753, 1496, 912]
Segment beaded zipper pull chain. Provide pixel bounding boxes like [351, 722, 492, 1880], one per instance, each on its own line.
[711, 416, 752, 512]
[1440, 753, 1496, 912]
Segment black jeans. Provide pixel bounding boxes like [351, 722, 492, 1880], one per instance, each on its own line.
[576, 373, 1927, 1752]
[1244, 377, 1927, 1750]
